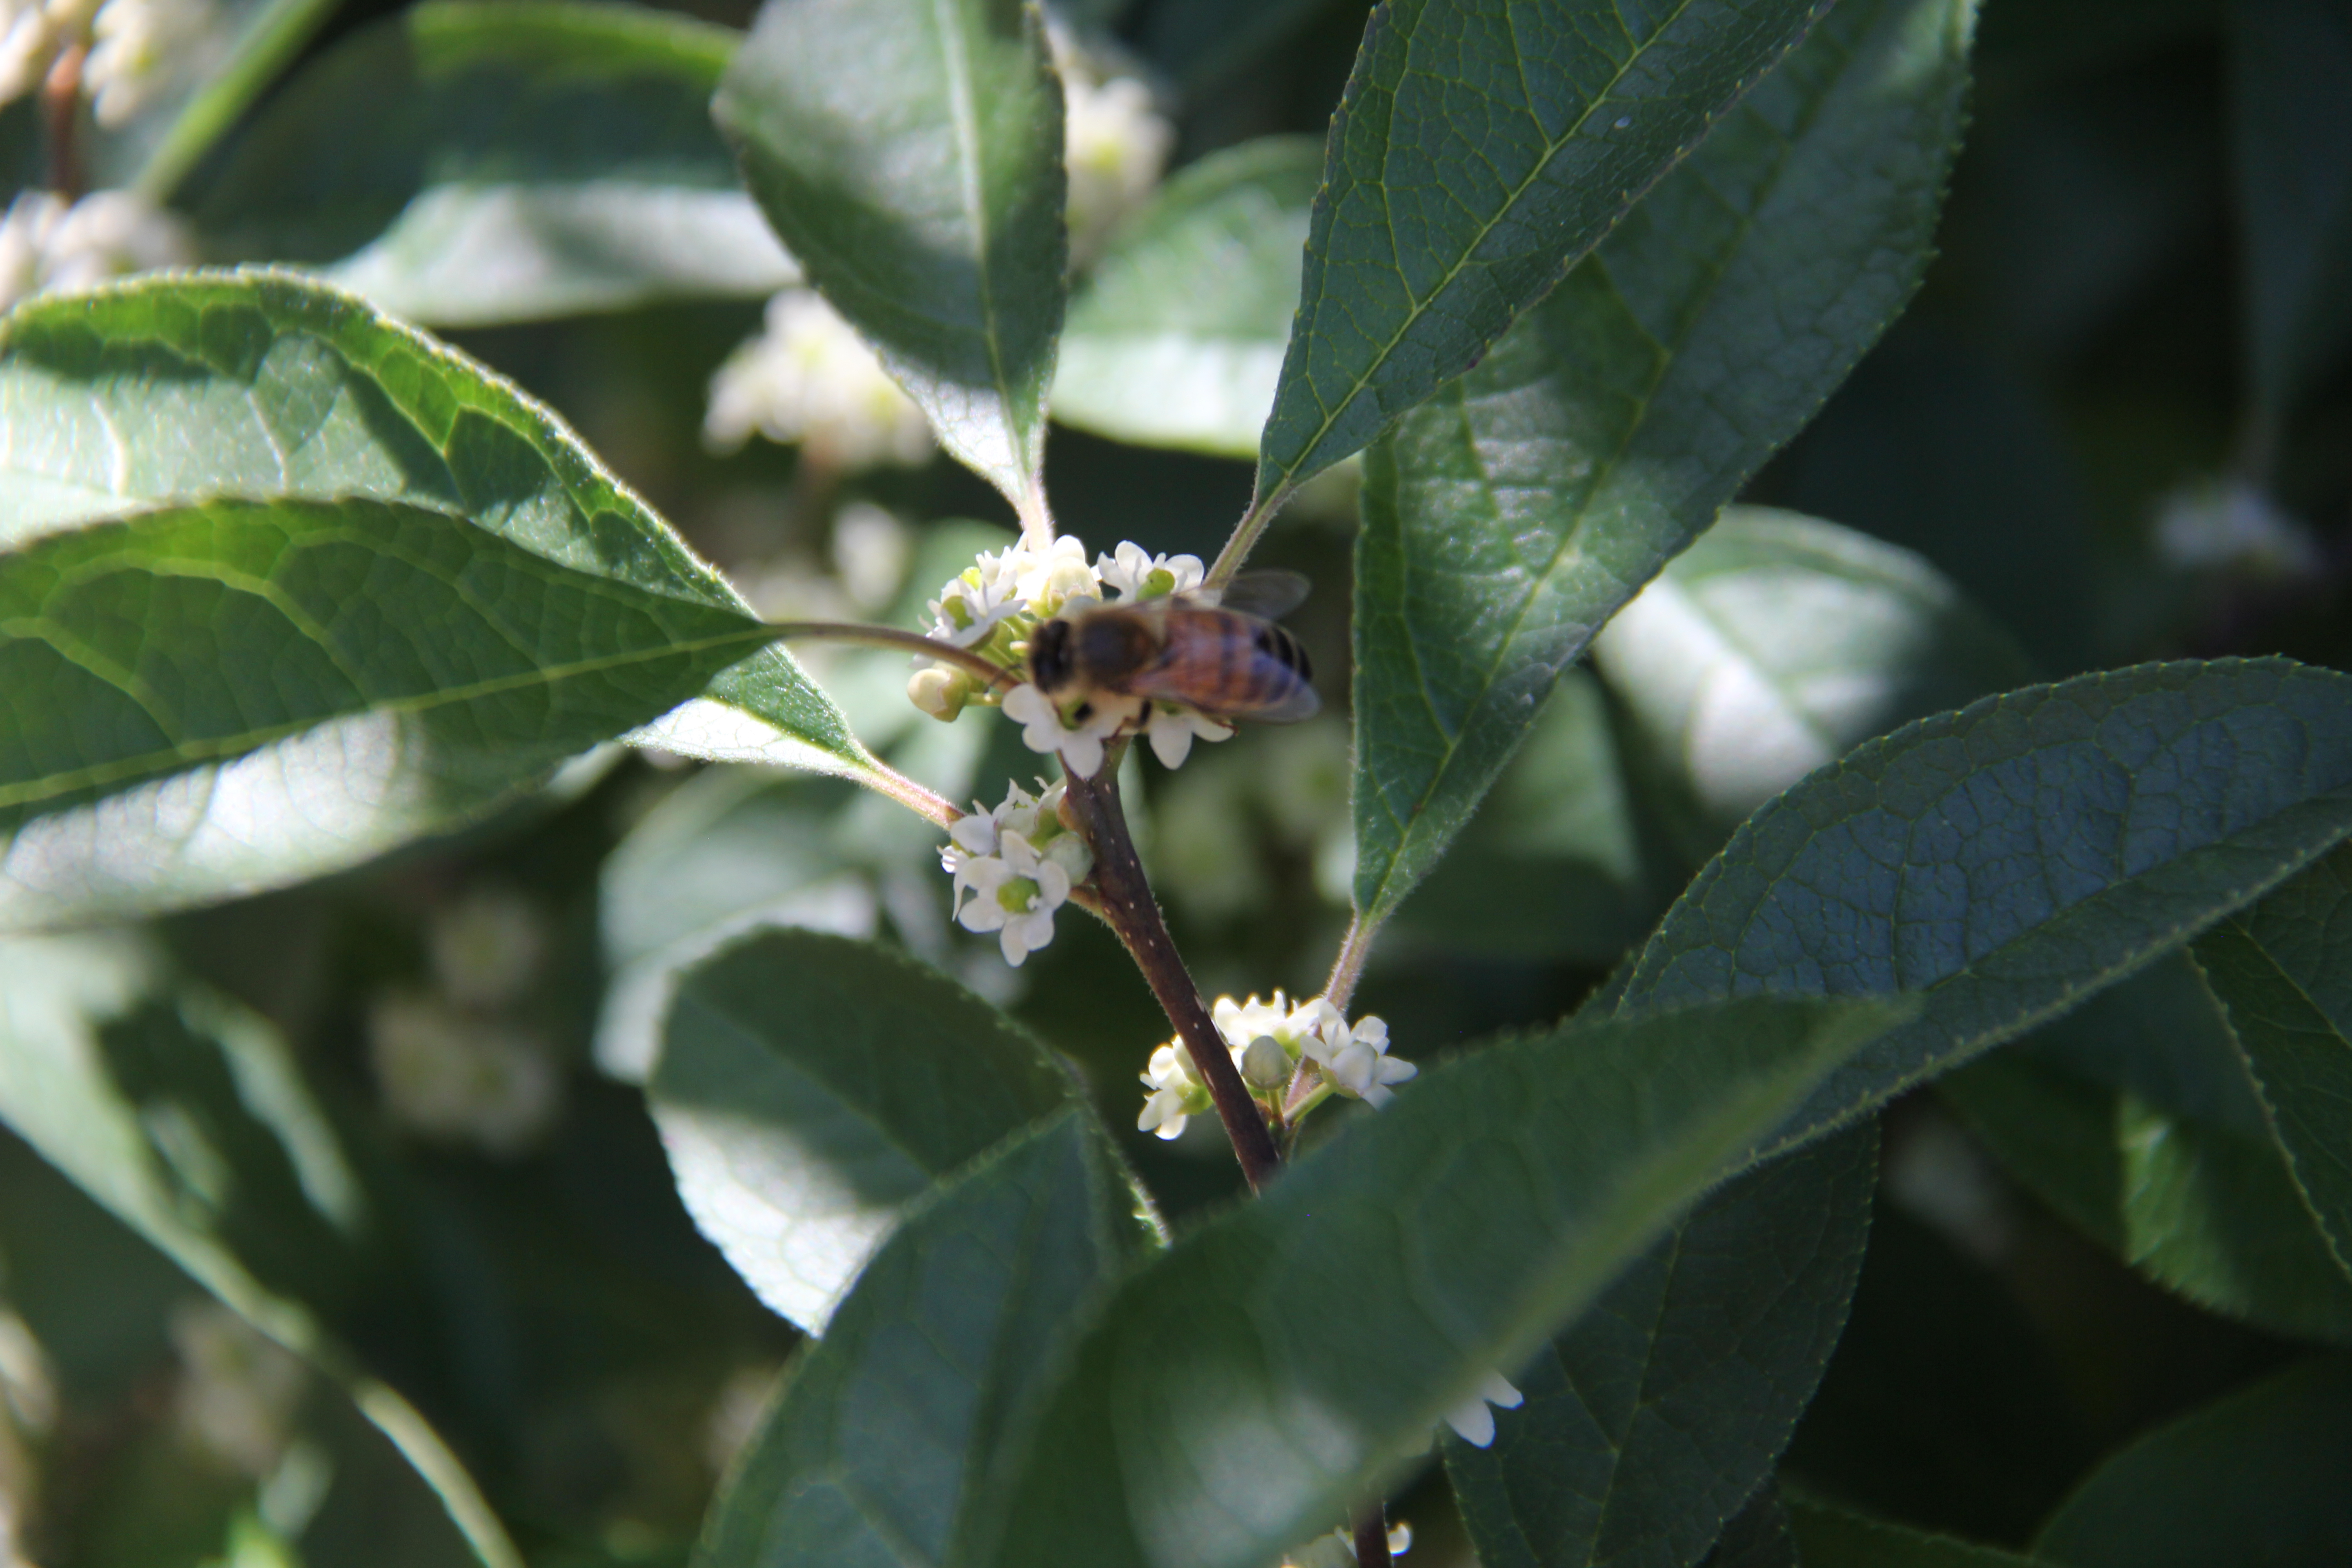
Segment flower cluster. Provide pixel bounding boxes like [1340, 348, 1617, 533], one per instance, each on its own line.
[908, 536, 1236, 777]
[2, 0, 215, 125]
[0, 188, 190, 311]
[704, 288, 933, 468]
[1137, 990, 1414, 1140]
[1055, 38, 1174, 267]
[940, 780, 1093, 966]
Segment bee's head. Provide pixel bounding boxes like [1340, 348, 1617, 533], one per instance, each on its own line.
[1028, 616, 1074, 694]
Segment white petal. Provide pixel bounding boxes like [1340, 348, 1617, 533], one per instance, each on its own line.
[1443, 1395, 1498, 1448]
[1148, 714, 1194, 769]
[1062, 730, 1107, 778]
[1480, 1372, 1524, 1410]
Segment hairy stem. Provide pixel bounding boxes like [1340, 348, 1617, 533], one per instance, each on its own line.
[1063, 760, 1282, 1191]
[1205, 481, 1289, 591]
[1352, 1502, 1393, 1568]
[765, 621, 1021, 691]
[855, 756, 961, 829]
[1322, 911, 1378, 1014]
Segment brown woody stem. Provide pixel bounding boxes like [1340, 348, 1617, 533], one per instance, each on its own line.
[1352, 1502, 1392, 1568]
[1063, 758, 1282, 1192]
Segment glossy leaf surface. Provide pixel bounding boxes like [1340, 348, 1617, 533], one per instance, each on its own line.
[717, 0, 1066, 525]
[1620, 660, 2352, 1157]
[1351, 0, 1975, 926]
[0, 273, 865, 923]
[190, 2, 796, 324]
[1257, 0, 1838, 503]
[1446, 1127, 1876, 1568]
[974, 996, 1907, 1568]
[1593, 509, 2032, 853]
[1054, 137, 1318, 456]
[695, 1111, 1147, 1567]
[644, 928, 1080, 1332]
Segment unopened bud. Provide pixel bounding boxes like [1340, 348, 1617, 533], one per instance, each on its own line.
[1241, 1035, 1289, 1089]
[908, 666, 969, 721]
[1042, 832, 1093, 884]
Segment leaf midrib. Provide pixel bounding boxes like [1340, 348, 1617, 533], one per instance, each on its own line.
[0, 625, 772, 813]
[1269, 0, 1709, 490]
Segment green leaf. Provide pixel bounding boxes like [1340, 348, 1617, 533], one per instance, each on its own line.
[2032, 1357, 2352, 1568]
[1618, 659, 2352, 1159]
[1256, 0, 1844, 506]
[1790, 1499, 2053, 1568]
[0, 496, 769, 929]
[971, 995, 1909, 1568]
[0, 272, 870, 921]
[1938, 954, 2352, 1342]
[1592, 509, 2034, 854]
[694, 1109, 1147, 1568]
[133, 0, 345, 203]
[1700, 1490, 1798, 1568]
[1349, 0, 1975, 927]
[1445, 1126, 1877, 1568]
[645, 927, 1084, 1333]
[1052, 137, 1319, 456]
[1386, 666, 1666, 965]
[2229, 0, 2352, 423]
[0, 930, 519, 1568]
[716, 0, 1066, 527]
[2193, 843, 2352, 1282]
[188, 2, 798, 326]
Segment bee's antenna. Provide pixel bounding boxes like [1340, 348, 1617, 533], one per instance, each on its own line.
[764, 621, 1024, 691]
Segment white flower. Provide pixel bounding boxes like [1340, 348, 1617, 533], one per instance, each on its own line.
[1303, 1009, 1417, 1107]
[1063, 66, 1173, 265]
[1002, 682, 1131, 778]
[368, 991, 562, 1158]
[1143, 701, 1235, 769]
[84, 0, 215, 126]
[925, 562, 1026, 648]
[1094, 541, 1202, 602]
[951, 830, 1071, 966]
[0, 0, 93, 111]
[1137, 1041, 1206, 1140]
[987, 532, 1099, 617]
[1442, 1371, 1524, 1448]
[0, 187, 191, 310]
[705, 288, 933, 468]
[2153, 475, 2324, 581]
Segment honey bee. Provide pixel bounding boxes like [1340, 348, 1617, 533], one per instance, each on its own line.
[1027, 571, 1319, 725]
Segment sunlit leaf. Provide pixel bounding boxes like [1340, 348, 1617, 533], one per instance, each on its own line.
[972, 996, 1908, 1568]
[1053, 137, 1318, 456]
[716, 0, 1066, 526]
[1257, 0, 1838, 506]
[642, 927, 1083, 1332]
[189, 2, 797, 325]
[0, 272, 867, 924]
[695, 1110, 1148, 1567]
[1350, 0, 1976, 927]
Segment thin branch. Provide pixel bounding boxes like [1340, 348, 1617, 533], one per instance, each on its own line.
[764, 621, 1020, 691]
[1063, 757, 1282, 1191]
[1322, 910, 1377, 1014]
[40, 43, 85, 200]
[1352, 1503, 1393, 1568]
[854, 755, 961, 828]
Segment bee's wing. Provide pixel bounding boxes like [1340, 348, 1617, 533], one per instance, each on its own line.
[1209, 569, 1311, 620]
[1245, 680, 1322, 723]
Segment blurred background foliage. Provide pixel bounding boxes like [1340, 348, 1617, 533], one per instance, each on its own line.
[0, 0, 2347, 1563]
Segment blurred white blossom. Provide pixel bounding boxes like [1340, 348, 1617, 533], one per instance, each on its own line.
[171, 1301, 306, 1479]
[1442, 1370, 1524, 1448]
[368, 990, 562, 1157]
[2153, 474, 2325, 580]
[0, 186, 190, 309]
[1057, 41, 1172, 265]
[1285, 1520, 1412, 1566]
[0, 0, 92, 110]
[705, 288, 932, 468]
[84, 0, 215, 124]
[1138, 990, 1406, 1139]
[427, 884, 547, 1010]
